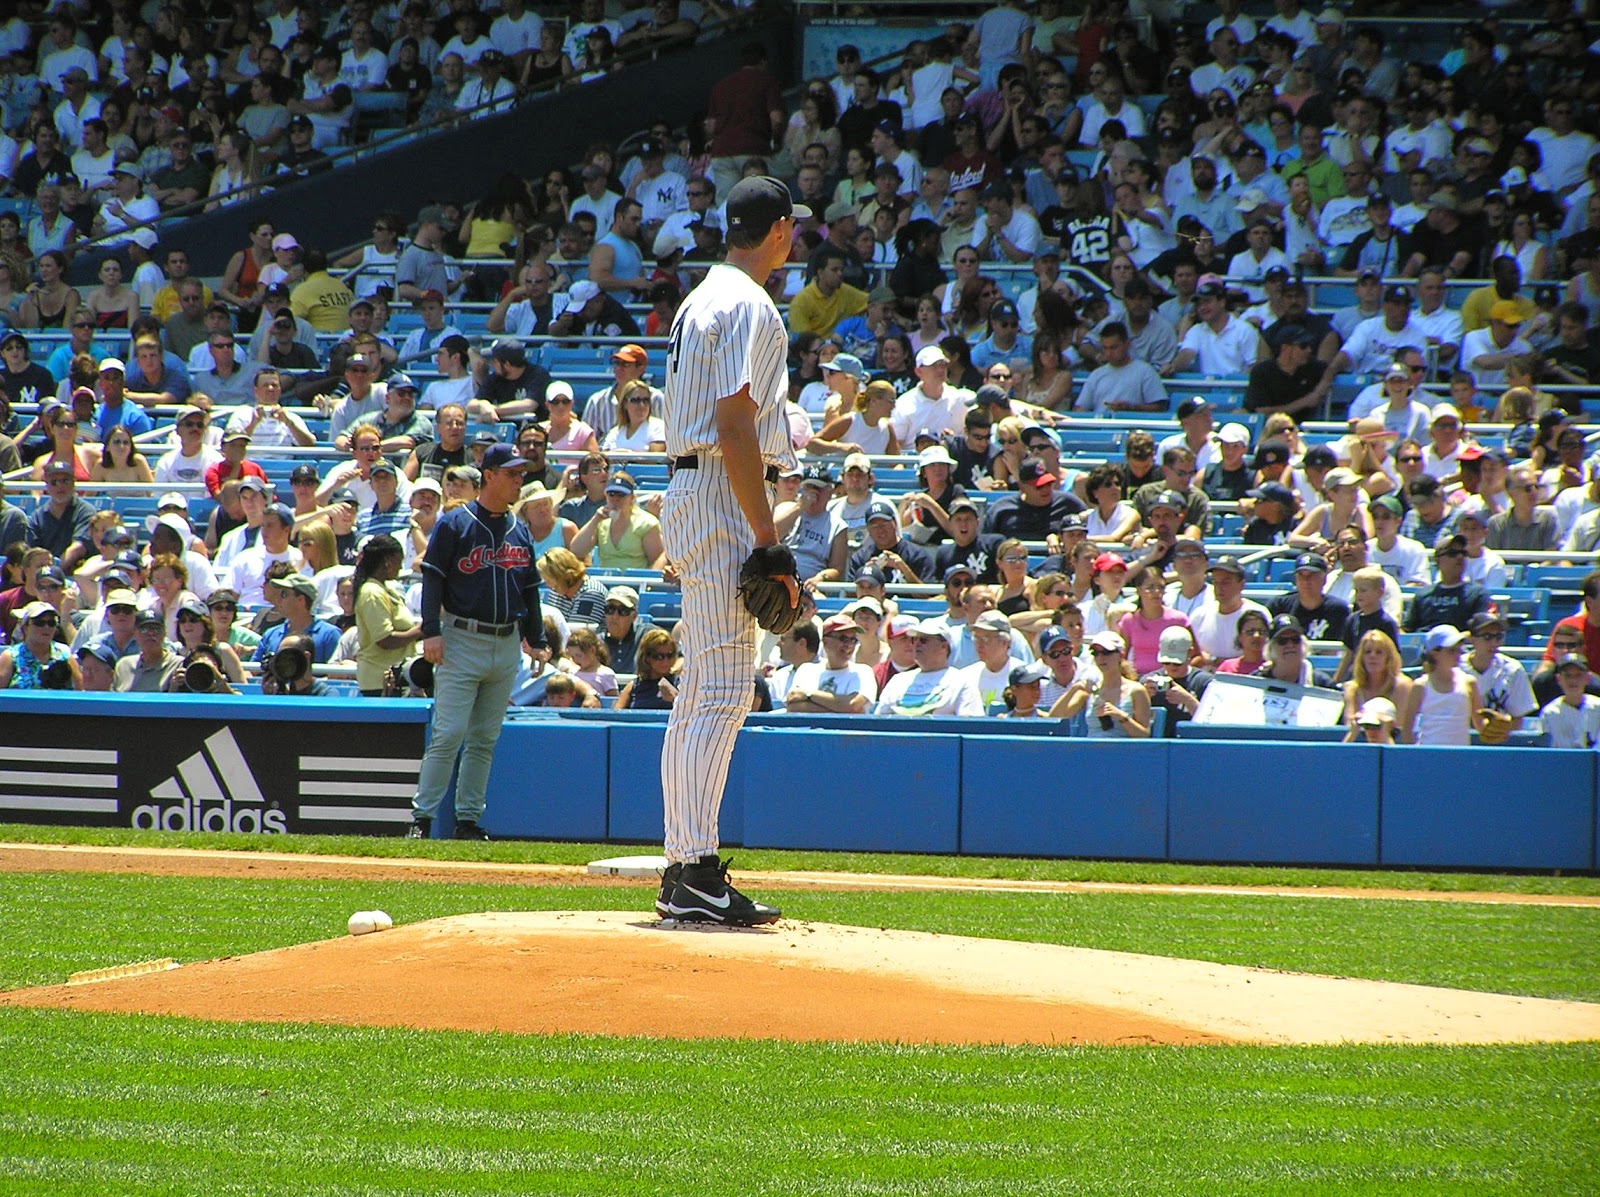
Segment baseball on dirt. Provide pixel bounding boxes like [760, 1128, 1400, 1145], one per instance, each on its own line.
[347, 910, 393, 936]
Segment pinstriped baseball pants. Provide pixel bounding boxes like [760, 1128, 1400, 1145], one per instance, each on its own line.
[660, 458, 761, 864]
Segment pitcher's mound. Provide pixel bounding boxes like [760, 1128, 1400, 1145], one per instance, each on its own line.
[6, 912, 1598, 1047]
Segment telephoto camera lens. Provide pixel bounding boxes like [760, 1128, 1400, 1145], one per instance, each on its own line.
[184, 658, 218, 692]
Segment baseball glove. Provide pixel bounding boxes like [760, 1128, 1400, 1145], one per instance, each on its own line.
[738, 544, 802, 633]
[1477, 709, 1516, 745]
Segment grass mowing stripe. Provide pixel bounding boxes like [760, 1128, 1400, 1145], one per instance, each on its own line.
[5, 823, 1598, 895]
[0, 1007, 1595, 1196]
[3, 871, 1597, 1001]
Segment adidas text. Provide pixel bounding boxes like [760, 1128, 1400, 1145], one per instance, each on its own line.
[130, 798, 288, 834]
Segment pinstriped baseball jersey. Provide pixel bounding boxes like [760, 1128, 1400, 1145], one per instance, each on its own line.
[663, 262, 797, 470]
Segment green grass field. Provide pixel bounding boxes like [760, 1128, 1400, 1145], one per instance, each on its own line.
[2, 832, 1598, 1194]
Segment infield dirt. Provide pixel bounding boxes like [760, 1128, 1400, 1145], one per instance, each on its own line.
[6, 909, 1599, 1048]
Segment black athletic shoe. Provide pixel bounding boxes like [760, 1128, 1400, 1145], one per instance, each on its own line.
[404, 817, 431, 840]
[655, 862, 683, 918]
[666, 855, 780, 926]
[453, 820, 490, 841]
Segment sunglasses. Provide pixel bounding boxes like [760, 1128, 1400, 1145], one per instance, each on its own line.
[1397, 455, 1422, 463]
[646, 650, 675, 661]
[30, 614, 59, 626]
[1275, 635, 1304, 645]
[208, 603, 237, 613]
[605, 604, 633, 615]
[1045, 648, 1073, 659]
[1090, 646, 1119, 656]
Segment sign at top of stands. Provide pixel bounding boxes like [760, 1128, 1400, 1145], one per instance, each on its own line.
[0, 714, 423, 835]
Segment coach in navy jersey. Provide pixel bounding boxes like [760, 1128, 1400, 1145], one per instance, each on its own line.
[406, 442, 543, 841]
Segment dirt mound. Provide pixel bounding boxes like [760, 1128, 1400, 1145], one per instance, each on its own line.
[6, 912, 1598, 1047]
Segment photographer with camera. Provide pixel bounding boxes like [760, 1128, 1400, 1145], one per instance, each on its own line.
[0, 602, 80, 689]
[113, 610, 183, 691]
[260, 633, 331, 696]
[406, 442, 543, 842]
[352, 533, 422, 695]
[165, 644, 240, 695]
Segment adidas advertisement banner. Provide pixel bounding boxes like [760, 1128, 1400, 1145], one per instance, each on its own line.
[0, 715, 425, 835]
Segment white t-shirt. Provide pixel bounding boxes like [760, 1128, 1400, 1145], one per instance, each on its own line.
[786, 661, 879, 709]
[1339, 314, 1431, 373]
[1187, 598, 1268, 660]
[1179, 315, 1262, 375]
[971, 657, 1027, 711]
[875, 664, 985, 717]
[1368, 535, 1431, 585]
[1459, 329, 1533, 390]
[227, 545, 304, 609]
[154, 444, 224, 486]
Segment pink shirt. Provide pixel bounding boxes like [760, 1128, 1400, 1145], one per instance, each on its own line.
[548, 420, 596, 453]
[1117, 608, 1190, 675]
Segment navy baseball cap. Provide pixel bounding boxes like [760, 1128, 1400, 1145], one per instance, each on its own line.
[865, 499, 897, 523]
[1149, 489, 1186, 513]
[800, 464, 833, 488]
[480, 443, 529, 472]
[1249, 481, 1296, 505]
[725, 176, 810, 237]
[78, 640, 117, 666]
[943, 562, 977, 581]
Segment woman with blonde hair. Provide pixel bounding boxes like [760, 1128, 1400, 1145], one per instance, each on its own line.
[89, 425, 154, 483]
[811, 378, 899, 456]
[616, 626, 679, 709]
[989, 415, 1031, 488]
[293, 518, 350, 616]
[1341, 628, 1413, 742]
[600, 380, 666, 452]
[536, 546, 610, 626]
[1260, 412, 1304, 464]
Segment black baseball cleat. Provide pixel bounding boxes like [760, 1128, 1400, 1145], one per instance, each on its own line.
[404, 817, 431, 840]
[655, 861, 683, 918]
[666, 855, 780, 926]
[453, 820, 490, 841]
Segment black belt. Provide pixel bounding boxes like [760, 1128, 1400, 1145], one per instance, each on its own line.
[446, 615, 520, 637]
[674, 454, 780, 484]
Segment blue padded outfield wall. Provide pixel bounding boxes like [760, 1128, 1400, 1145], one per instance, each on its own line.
[0, 695, 1593, 871]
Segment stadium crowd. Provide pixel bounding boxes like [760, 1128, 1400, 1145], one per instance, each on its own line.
[3, 1, 1600, 748]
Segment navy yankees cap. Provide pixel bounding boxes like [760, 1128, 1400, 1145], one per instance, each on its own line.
[866, 499, 897, 523]
[480, 443, 529, 472]
[725, 176, 810, 238]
